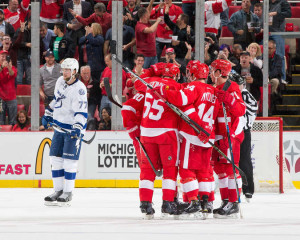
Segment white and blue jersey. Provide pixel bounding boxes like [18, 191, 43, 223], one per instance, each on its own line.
[48, 76, 88, 134]
[47, 76, 88, 160]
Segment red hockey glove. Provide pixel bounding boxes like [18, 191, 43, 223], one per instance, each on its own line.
[217, 90, 236, 107]
[218, 138, 230, 157]
[197, 124, 213, 144]
[150, 85, 169, 99]
[127, 125, 140, 140]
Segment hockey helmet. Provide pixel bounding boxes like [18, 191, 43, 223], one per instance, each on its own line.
[190, 61, 209, 80]
[61, 58, 79, 75]
[162, 63, 180, 80]
[210, 59, 232, 77]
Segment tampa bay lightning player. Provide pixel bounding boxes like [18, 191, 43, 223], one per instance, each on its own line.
[42, 58, 87, 206]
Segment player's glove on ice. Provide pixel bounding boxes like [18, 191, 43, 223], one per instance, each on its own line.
[197, 124, 213, 144]
[217, 90, 236, 107]
[127, 125, 140, 140]
[42, 116, 53, 129]
[70, 123, 83, 139]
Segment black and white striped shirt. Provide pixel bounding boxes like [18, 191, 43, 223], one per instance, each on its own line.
[242, 89, 258, 130]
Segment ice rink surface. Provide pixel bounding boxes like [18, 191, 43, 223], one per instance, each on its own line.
[0, 188, 300, 240]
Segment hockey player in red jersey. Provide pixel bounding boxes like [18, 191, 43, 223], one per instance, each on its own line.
[154, 60, 219, 218]
[210, 59, 246, 218]
[134, 63, 182, 219]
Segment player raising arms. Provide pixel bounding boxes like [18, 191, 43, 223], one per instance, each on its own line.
[153, 60, 219, 218]
[210, 59, 246, 218]
[42, 58, 88, 207]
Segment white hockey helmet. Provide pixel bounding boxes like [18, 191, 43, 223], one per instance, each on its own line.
[61, 58, 79, 75]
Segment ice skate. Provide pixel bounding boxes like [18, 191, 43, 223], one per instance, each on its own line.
[161, 200, 180, 219]
[213, 199, 228, 215]
[140, 201, 155, 220]
[213, 202, 239, 219]
[174, 197, 189, 214]
[57, 192, 73, 207]
[201, 200, 213, 219]
[200, 195, 209, 219]
[180, 200, 204, 220]
[44, 190, 63, 206]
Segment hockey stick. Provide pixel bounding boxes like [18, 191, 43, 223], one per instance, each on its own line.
[52, 124, 96, 144]
[136, 137, 163, 177]
[103, 77, 123, 108]
[104, 77, 163, 177]
[111, 52, 248, 186]
[221, 80, 243, 218]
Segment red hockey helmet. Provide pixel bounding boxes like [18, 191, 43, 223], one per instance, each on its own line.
[210, 59, 232, 77]
[190, 62, 209, 80]
[162, 63, 180, 80]
[150, 62, 166, 76]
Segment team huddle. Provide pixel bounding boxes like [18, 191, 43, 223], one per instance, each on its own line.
[121, 59, 247, 219]
[41, 56, 252, 219]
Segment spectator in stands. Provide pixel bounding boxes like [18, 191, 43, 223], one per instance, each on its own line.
[268, 40, 282, 95]
[233, 51, 263, 102]
[204, 0, 232, 36]
[269, 0, 291, 83]
[204, 33, 219, 65]
[70, 3, 112, 37]
[40, 22, 56, 53]
[99, 54, 127, 116]
[164, 5, 194, 62]
[98, 107, 111, 130]
[79, 23, 105, 81]
[123, 0, 141, 29]
[217, 44, 238, 66]
[182, 0, 195, 27]
[227, 0, 261, 49]
[250, 0, 260, 12]
[231, 43, 243, 64]
[0, 50, 17, 125]
[12, 109, 30, 131]
[14, 19, 31, 85]
[4, 0, 29, 31]
[104, 20, 136, 69]
[247, 42, 263, 69]
[40, 50, 61, 107]
[135, 7, 162, 68]
[80, 65, 101, 125]
[49, 22, 75, 63]
[0, 32, 23, 67]
[40, 0, 65, 30]
[63, 0, 93, 66]
[125, 54, 145, 100]
[150, 0, 183, 61]
[253, 2, 263, 44]
[0, 8, 15, 47]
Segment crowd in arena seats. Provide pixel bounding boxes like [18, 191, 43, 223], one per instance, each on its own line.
[0, 0, 297, 131]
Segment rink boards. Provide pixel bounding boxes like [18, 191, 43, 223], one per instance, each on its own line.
[0, 130, 299, 189]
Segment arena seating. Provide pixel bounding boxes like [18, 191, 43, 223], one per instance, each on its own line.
[0, 125, 13, 131]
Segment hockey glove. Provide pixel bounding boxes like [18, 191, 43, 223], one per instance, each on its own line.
[42, 116, 53, 129]
[217, 90, 236, 107]
[70, 123, 83, 139]
[197, 124, 213, 144]
[150, 85, 169, 99]
[127, 125, 140, 140]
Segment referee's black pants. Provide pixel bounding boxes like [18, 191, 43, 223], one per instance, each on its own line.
[239, 129, 254, 195]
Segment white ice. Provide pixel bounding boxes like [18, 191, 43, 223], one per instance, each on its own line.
[0, 188, 300, 240]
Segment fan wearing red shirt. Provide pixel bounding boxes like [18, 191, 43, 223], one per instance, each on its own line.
[4, 0, 30, 31]
[99, 54, 127, 116]
[12, 110, 30, 131]
[135, 7, 162, 69]
[72, 2, 112, 37]
[0, 50, 17, 125]
[150, 0, 183, 60]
